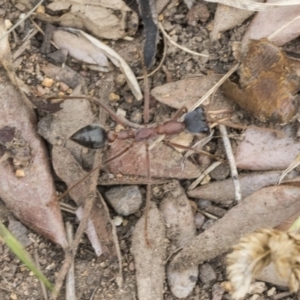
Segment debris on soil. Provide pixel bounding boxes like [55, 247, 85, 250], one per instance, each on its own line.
[170, 185, 300, 273]
[131, 202, 168, 300]
[160, 181, 198, 298]
[188, 170, 298, 203]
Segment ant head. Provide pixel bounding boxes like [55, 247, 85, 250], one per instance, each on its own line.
[184, 108, 209, 134]
[70, 124, 108, 149]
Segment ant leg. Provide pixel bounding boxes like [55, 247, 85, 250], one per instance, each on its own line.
[58, 142, 134, 200]
[144, 141, 152, 247]
[47, 95, 142, 130]
[170, 105, 188, 121]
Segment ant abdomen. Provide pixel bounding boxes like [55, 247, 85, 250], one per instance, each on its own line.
[184, 108, 209, 134]
[70, 124, 108, 149]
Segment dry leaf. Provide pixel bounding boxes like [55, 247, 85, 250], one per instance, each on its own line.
[151, 75, 223, 109]
[243, 0, 300, 46]
[131, 202, 168, 300]
[235, 126, 300, 171]
[160, 181, 198, 298]
[211, 1, 263, 40]
[106, 139, 201, 179]
[187, 170, 298, 203]
[169, 185, 300, 273]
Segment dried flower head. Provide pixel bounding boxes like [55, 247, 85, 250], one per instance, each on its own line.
[227, 229, 300, 299]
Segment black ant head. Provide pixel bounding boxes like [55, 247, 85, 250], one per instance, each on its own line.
[70, 124, 108, 149]
[184, 107, 209, 134]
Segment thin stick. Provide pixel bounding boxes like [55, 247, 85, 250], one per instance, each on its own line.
[219, 124, 241, 202]
[65, 222, 76, 300]
[48, 96, 143, 129]
[0, 0, 44, 43]
[188, 161, 222, 191]
[143, 66, 150, 124]
[149, 63, 239, 150]
[158, 22, 209, 58]
[144, 141, 152, 247]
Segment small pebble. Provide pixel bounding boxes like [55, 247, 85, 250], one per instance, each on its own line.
[210, 163, 230, 180]
[113, 216, 123, 226]
[267, 287, 276, 296]
[202, 219, 215, 230]
[212, 283, 225, 300]
[105, 186, 142, 216]
[129, 261, 135, 271]
[10, 293, 17, 300]
[109, 93, 120, 101]
[197, 199, 212, 209]
[41, 77, 54, 87]
[15, 169, 25, 178]
[115, 74, 126, 87]
[194, 213, 205, 229]
[130, 110, 143, 124]
[199, 263, 216, 284]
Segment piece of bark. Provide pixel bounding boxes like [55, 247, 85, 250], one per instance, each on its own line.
[131, 202, 168, 300]
[0, 65, 67, 247]
[169, 185, 300, 272]
[188, 170, 298, 203]
[160, 181, 198, 298]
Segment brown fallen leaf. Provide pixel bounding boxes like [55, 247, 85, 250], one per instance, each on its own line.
[169, 185, 300, 272]
[235, 126, 300, 171]
[222, 39, 300, 123]
[52, 146, 121, 261]
[243, 0, 300, 46]
[131, 202, 168, 300]
[106, 139, 201, 179]
[0, 63, 67, 248]
[151, 74, 223, 110]
[187, 170, 298, 203]
[160, 181, 198, 299]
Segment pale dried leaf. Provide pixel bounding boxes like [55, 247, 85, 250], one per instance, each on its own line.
[243, 0, 300, 46]
[205, 0, 300, 11]
[67, 28, 143, 100]
[53, 30, 109, 71]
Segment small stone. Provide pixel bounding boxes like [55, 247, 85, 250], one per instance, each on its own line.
[130, 110, 143, 124]
[248, 282, 267, 295]
[36, 5, 45, 13]
[212, 283, 225, 300]
[249, 295, 260, 300]
[41, 77, 54, 87]
[109, 92, 120, 101]
[15, 169, 25, 178]
[194, 213, 205, 229]
[59, 82, 69, 92]
[197, 199, 212, 209]
[210, 163, 230, 180]
[199, 263, 216, 284]
[267, 287, 276, 296]
[113, 216, 123, 226]
[202, 219, 215, 230]
[115, 74, 126, 87]
[116, 108, 126, 118]
[10, 293, 17, 300]
[129, 261, 135, 271]
[105, 186, 143, 216]
[5, 19, 12, 29]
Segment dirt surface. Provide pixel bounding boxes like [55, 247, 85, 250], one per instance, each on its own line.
[0, 1, 300, 300]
